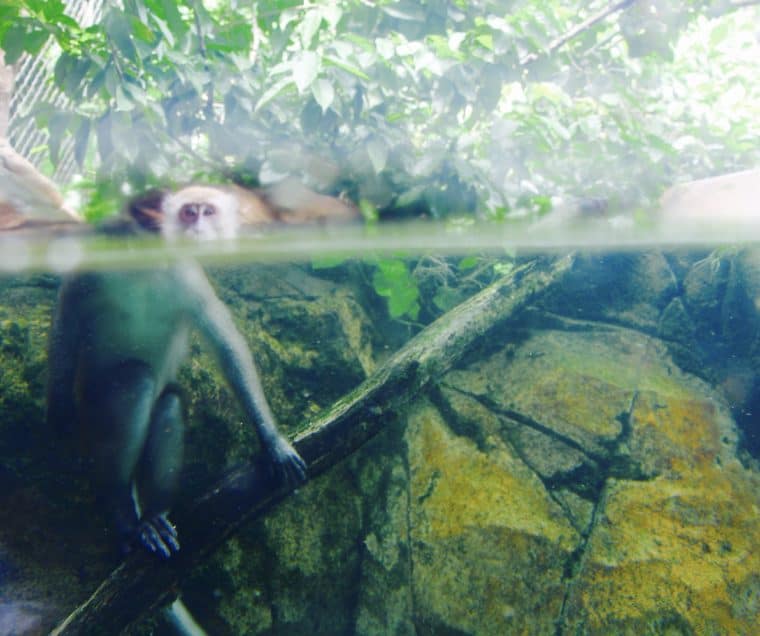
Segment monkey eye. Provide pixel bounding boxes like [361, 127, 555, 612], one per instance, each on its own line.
[201, 205, 216, 217]
[179, 204, 199, 225]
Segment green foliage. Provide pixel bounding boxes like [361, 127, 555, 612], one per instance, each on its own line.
[5, 0, 759, 216]
[3, 1, 760, 320]
[372, 259, 420, 320]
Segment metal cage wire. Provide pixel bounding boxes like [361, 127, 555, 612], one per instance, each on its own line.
[8, 0, 104, 184]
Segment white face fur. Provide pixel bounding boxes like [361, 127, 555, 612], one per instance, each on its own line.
[161, 186, 240, 241]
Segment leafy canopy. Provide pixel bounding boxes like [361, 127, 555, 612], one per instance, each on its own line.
[2, 0, 759, 319]
[2, 0, 758, 220]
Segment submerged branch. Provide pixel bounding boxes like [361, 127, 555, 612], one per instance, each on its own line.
[50, 253, 575, 635]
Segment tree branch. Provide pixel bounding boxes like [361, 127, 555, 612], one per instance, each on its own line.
[191, 1, 215, 123]
[50, 253, 575, 635]
[520, 0, 637, 66]
[726, 0, 760, 8]
[709, 0, 760, 15]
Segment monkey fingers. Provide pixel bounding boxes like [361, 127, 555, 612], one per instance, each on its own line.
[285, 453, 308, 484]
[137, 514, 181, 559]
[266, 437, 307, 487]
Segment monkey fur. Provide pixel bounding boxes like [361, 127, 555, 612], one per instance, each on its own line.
[127, 180, 359, 234]
[47, 185, 308, 559]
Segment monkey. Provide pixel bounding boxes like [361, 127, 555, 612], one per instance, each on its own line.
[161, 185, 243, 240]
[46, 185, 307, 560]
[260, 178, 359, 225]
[126, 179, 360, 233]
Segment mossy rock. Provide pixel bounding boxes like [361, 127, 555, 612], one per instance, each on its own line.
[404, 325, 758, 635]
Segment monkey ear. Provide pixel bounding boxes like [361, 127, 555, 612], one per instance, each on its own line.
[128, 190, 166, 232]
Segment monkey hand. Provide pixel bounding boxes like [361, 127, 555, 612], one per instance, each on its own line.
[137, 513, 181, 559]
[264, 435, 307, 487]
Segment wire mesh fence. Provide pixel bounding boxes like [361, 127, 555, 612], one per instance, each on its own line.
[8, 0, 103, 184]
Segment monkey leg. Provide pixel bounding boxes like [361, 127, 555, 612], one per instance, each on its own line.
[135, 388, 184, 558]
[78, 360, 157, 555]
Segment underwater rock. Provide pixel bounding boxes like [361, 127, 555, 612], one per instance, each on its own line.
[406, 400, 578, 634]
[682, 252, 734, 345]
[0, 600, 55, 636]
[213, 264, 377, 416]
[535, 247, 760, 459]
[1, 258, 758, 635]
[205, 465, 365, 635]
[658, 296, 694, 344]
[677, 249, 760, 455]
[679, 249, 760, 364]
[0, 276, 114, 634]
[409, 324, 759, 635]
[352, 431, 416, 636]
[539, 251, 678, 331]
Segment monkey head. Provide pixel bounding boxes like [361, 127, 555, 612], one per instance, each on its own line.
[125, 180, 359, 239]
[162, 186, 240, 241]
[127, 185, 240, 241]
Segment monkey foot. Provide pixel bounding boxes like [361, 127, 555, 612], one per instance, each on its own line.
[137, 514, 181, 559]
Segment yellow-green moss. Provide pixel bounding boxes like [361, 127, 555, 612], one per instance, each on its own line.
[408, 403, 577, 547]
[407, 402, 579, 635]
[566, 382, 760, 634]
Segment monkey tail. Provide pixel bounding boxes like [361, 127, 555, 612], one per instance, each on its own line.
[162, 598, 207, 636]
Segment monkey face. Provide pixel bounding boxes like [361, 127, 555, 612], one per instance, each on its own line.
[162, 186, 240, 241]
[178, 202, 217, 227]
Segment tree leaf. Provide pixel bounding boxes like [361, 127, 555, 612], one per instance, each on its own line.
[96, 113, 114, 161]
[292, 50, 320, 93]
[457, 256, 478, 271]
[388, 288, 419, 319]
[311, 78, 335, 112]
[48, 111, 71, 165]
[372, 259, 420, 320]
[115, 85, 135, 111]
[367, 137, 388, 174]
[129, 16, 156, 44]
[2, 22, 34, 64]
[105, 10, 138, 63]
[157, 0, 187, 39]
[359, 199, 379, 223]
[53, 53, 75, 87]
[381, 2, 426, 22]
[254, 76, 293, 112]
[300, 8, 322, 49]
[323, 55, 370, 80]
[209, 22, 253, 53]
[74, 118, 91, 167]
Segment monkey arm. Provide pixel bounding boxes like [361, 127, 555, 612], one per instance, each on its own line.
[46, 278, 82, 435]
[181, 264, 306, 484]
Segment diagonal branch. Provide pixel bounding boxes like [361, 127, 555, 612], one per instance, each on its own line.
[50, 253, 575, 635]
[710, 0, 760, 14]
[520, 0, 637, 65]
